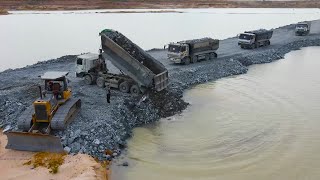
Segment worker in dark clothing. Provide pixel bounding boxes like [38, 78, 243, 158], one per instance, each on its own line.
[106, 85, 111, 103]
[48, 81, 53, 91]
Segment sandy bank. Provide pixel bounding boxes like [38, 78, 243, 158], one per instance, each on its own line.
[0, 131, 107, 180]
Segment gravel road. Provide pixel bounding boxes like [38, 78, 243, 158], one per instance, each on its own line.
[0, 19, 319, 160]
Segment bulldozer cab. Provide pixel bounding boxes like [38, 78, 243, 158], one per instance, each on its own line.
[42, 71, 71, 100]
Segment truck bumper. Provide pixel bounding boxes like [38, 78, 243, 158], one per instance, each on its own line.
[295, 31, 307, 36]
[238, 43, 251, 48]
[169, 58, 182, 64]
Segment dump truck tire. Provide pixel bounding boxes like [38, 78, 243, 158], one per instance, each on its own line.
[84, 75, 94, 85]
[130, 85, 141, 95]
[183, 57, 190, 65]
[205, 54, 210, 61]
[210, 53, 217, 60]
[96, 77, 105, 88]
[192, 56, 198, 63]
[119, 81, 130, 93]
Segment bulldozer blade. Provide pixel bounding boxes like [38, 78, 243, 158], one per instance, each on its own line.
[5, 132, 64, 153]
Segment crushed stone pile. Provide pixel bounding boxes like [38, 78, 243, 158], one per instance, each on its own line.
[101, 29, 148, 63]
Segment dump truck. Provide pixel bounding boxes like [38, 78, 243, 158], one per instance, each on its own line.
[295, 22, 311, 36]
[5, 71, 81, 152]
[238, 29, 273, 49]
[76, 29, 169, 94]
[167, 38, 219, 65]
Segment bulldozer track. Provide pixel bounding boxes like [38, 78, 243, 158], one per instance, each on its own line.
[51, 98, 81, 130]
[17, 105, 34, 131]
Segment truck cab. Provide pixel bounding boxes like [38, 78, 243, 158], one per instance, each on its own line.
[75, 53, 99, 78]
[295, 22, 311, 36]
[167, 43, 189, 63]
[238, 33, 256, 46]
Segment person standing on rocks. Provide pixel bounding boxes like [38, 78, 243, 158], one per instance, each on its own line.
[106, 85, 111, 103]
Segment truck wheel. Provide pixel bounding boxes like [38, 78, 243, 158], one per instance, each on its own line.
[130, 85, 141, 95]
[183, 57, 190, 65]
[96, 77, 105, 88]
[205, 54, 210, 61]
[84, 75, 94, 85]
[210, 53, 217, 60]
[267, 40, 270, 46]
[192, 56, 198, 63]
[119, 81, 130, 93]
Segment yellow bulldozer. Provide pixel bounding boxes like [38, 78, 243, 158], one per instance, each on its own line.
[5, 71, 81, 152]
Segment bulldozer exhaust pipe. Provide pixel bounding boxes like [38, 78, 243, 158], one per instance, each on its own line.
[38, 85, 43, 99]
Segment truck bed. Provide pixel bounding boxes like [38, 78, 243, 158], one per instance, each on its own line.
[246, 29, 273, 41]
[100, 29, 168, 91]
[180, 38, 219, 54]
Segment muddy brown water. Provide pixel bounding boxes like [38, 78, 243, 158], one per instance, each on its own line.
[112, 47, 320, 180]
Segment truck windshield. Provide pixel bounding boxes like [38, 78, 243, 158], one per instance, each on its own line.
[168, 45, 181, 53]
[297, 24, 308, 28]
[77, 58, 83, 65]
[239, 34, 253, 40]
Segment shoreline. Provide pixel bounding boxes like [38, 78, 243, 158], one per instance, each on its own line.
[0, 9, 8, 15]
[0, 1, 319, 13]
[0, 20, 320, 162]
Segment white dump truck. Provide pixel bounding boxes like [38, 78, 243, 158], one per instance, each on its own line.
[238, 29, 273, 49]
[167, 38, 219, 65]
[76, 29, 169, 95]
[295, 22, 311, 36]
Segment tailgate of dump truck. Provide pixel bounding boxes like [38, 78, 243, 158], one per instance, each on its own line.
[154, 70, 169, 92]
[100, 29, 169, 91]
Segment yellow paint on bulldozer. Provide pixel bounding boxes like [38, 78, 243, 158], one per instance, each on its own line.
[62, 90, 71, 100]
[32, 100, 51, 123]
